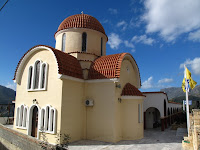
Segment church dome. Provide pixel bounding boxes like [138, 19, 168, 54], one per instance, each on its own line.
[56, 14, 106, 35]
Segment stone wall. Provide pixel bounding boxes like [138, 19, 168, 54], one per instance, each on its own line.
[0, 124, 54, 150]
[182, 109, 200, 150]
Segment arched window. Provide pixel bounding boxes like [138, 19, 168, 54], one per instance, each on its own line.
[101, 37, 103, 56]
[16, 105, 28, 129]
[40, 64, 46, 89]
[34, 61, 40, 89]
[82, 32, 87, 52]
[23, 107, 27, 127]
[62, 33, 66, 52]
[40, 106, 57, 134]
[28, 66, 33, 89]
[19, 105, 24, 126]
[50, 109, 54, 132]
[40, 109, 45, 130]
[16, 107, 20, 126]
[164, 100, 166, 116]
[28, 61, 48, 91]
[45, 106, 50, 131]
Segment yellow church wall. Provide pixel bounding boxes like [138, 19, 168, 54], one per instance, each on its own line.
[13, 49, 63, 144]
[85, 82, 116, 142]
[113, 59, 144, 142]
[60, 79, 85, 142]
[121, 99, 144, 140]
[55, 28, 107, 56]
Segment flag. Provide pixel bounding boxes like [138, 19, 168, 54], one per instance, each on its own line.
[182, 66, 197, 92]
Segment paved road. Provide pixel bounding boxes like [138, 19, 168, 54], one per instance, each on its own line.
[69, 128, 185, 150]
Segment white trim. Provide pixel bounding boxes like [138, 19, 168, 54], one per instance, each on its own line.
[58, 74, 120, 83]
[121, 96, 145, 100]
[58, 74, 84, 82]
[86, 78, 119, 83]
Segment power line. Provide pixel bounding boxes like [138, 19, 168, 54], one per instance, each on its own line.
[0, 0, 9, 12]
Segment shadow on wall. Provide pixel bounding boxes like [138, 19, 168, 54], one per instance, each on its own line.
[0, 142, 9, 150]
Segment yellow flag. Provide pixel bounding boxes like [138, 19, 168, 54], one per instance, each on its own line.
[182, 67, 197, 92]
[182, 78, 186, 92]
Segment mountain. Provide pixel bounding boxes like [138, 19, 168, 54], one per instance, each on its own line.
[0, 85, 16, 104]
[161, 85, 200, 100]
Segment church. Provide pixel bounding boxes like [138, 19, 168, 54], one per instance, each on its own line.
[13, 13, 145, 144]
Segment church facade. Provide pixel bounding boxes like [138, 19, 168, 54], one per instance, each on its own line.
[13, 14, 145, 144]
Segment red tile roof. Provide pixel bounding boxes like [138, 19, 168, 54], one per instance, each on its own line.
[88, 53, 126, 79]
[13, 45, 83, 80]
[88, 53, 140, 81]
[121, 83, 144, 96]
[56, 14, 106, 36]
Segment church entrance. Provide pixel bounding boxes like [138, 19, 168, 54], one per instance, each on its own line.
[31, 106, 38, 137]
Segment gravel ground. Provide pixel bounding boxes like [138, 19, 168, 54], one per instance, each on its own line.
[68, 128, 186, 150]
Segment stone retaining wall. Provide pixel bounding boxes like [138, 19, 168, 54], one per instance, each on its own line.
[0, 124, 52, 150]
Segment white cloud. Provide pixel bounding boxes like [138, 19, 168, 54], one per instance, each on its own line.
[158, 78, 173, 84]
[108, 33, 122, 49]
[143, 0, 200, 42]
[124, 40, 135, 52]
[132, 35, 155, 45]
[117, 21, 128, 31]
[142, 76, 173, 89]
[108, 8, 118, 15]
[5, 83, 16, 91]
[188, 29, 200, 42]
[142, 76, 153, 89]
[180, 57, 200, 75]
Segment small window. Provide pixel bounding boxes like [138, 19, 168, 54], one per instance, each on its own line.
[20, 105, 24, 126]
[40, 109, 45, 130]
[45, 106, 50, 131]
[101, 37, 103, 56]
[23, 107, 27, 127]
[16, 107, 20, 126]
[82, 32, 87, 52]
[138, 104, 141, 123]
[34, 61, 40, 89]
[62, 33, 66, 52]
[28, 66, 33, 89]
[40, 64, 46, 89]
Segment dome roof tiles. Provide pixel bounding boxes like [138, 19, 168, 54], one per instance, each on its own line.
[56, 14, 106, 35]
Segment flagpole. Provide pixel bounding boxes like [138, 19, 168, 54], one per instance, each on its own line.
[184, 65, 190, 135]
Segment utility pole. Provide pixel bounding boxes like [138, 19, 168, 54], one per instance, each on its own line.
[0, 0, 9, 12]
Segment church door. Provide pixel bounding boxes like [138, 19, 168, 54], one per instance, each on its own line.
[31, 106, 38, 137]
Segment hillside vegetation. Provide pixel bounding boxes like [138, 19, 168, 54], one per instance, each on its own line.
[0, 85, 16, 104]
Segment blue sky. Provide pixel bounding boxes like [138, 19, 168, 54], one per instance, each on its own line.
[0, 0, 200, 91]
